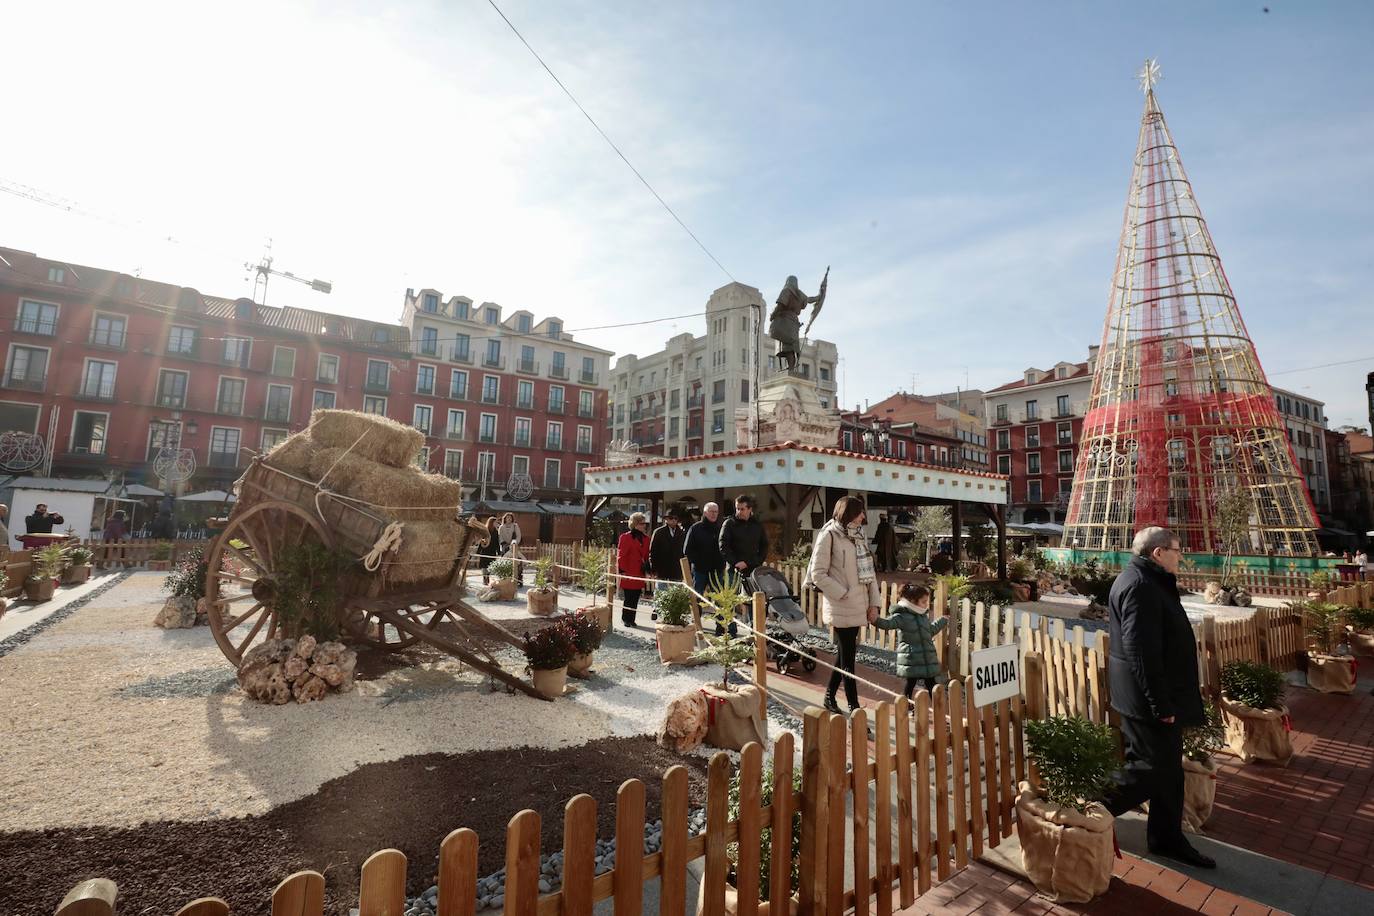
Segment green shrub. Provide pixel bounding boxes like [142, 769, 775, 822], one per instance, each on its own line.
[577, 548, 609, 598]
[653, 583, 694, 627]
[559, 609, 603, 655]
[163, 546, 208, 599]
[728, 763, 802, 901]
[783, 539, 812, 569]
[65, 545, 94, 567]
[587, 517, 617, 548]
[273, 542, 353, 641]
[1007, 557, 1034, 581]
[966, 582, 1015, 608]
[935, 574, 971, 603]
[704, 569, 746, 628]
[532, 557, 555, 591]
[1183, 702, 1225, 763]
[1300, 601, 1347, 656]
[1307, 569, 1333, 592]
[1068, 559, 1115, 605]
[1349, 606, 1374, 632]
[522, 623, 576, 671]
[1220, 660, 1285, 710]
[1024, 715, 1118, 812]
[151, 542, 173, 561]
[487, 557, 516, 581]
[34, 544, 66, 579]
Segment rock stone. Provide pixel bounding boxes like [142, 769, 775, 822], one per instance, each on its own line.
[294, 634, 318, 659]
[312, 640, 347, 664]
[311, 648, 357, 690]
[153, 596, 198, 629]
[194, 597, 211, 624]
[292, 674, 328, 703]
[284, 655, 308, 681]
[239, 661, 291, 705]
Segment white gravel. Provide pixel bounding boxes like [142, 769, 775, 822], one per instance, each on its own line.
[0, 575, 794, 832]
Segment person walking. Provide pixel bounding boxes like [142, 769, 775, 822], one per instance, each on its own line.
[616, 512, 652, 627]
[648, 509, 686, 620]
[497, 512, 523, 585]
[875, 513, 898, 572]
[477, 517, 500, 586]
[717, 494, 768, 635]
[684, 502, 723, 597]
[1355, 547, 1369, 581]
[807, 495, 881, 715]
[1105, 526, 1215, 869]
[873, 583, 947, 701]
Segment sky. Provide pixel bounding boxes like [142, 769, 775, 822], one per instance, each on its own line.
[2, 1, 1371, 428]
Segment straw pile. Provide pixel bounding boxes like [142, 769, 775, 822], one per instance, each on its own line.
[309, 448, 460, 522]
[310, 408, 425, 468]
[265, 429, 316, 477]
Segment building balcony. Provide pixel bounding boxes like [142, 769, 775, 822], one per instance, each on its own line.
[549, 364, 569, 380]
[450, 347, 473, 364]
[87, 329, 127, 350]
[516, 359, 541, 375]
[629, 409, 644, 421]
[687, 395, 704, 409]
[548, 401, 566, 415]
[64, 445, 108, 461]
[991, 416, 1011, 427]
[578, 407, 596, 420]
[579, 370, 599, 385]
[515, 397, 535, 410]
[165, 344, 199, 360]
[478, 432, 498, 444]
[687, 427, 703, 438]
[219, 355, 252, 370]
[481, 392, 501, 405]
[482, 354, 507, 370]
[545, 438, 564, 451]
[416, 384, 435, 397]
[3, 373, 48, 392]
[418, 342, 440, 358]
[13, 316, 57, 336]
[1019, 411, 1041, 423]
[263, 406, 291, 423]
[575, 440, 594, 454]
[208, 451, 240, 469]
[156, 393, 187, 409]
[215, 402, 245, 417]
[364, 379, 391, 394]
[75, 382, 116, 402]
[442, 426, 469, 441]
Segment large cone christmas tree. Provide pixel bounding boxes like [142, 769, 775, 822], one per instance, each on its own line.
[1063, 61, 1318, 555]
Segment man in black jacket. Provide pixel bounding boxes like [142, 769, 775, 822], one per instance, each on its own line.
[683, 502, 723, 596]
[717, 495, 769, 635]
[1105, 526, 1214, 869]
[25, 503, 65, 534]
[647, 510, 685, 620]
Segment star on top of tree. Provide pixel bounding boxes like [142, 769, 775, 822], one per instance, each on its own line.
[1137, 58, 1161, 94]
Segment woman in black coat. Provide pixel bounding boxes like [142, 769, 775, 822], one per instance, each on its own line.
[476, 517, 500, 585]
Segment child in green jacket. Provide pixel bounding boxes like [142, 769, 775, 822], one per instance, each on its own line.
[873, 583, 948, 699]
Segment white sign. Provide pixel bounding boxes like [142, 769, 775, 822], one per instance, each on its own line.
[970, 643, 1020, 708]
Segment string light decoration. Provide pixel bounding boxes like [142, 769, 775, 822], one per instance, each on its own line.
[1063, 61, 1319, 555]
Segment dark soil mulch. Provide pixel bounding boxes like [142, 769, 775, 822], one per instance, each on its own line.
[1, 737, 707, 915]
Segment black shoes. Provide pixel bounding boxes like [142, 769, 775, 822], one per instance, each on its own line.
[823, 695, 842, 714]
[1150, 843, 1216, 869]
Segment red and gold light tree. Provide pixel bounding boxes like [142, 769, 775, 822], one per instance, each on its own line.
[1063, 61, 1318, 555]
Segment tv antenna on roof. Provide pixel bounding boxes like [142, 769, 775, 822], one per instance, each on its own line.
[244, 239, 333, 306]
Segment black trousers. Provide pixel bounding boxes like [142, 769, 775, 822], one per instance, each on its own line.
[1107, 714, 1186, 851]
[621, 588, 642, 625]
[904, 676, 937, 699]
[826, 626, 861, 708]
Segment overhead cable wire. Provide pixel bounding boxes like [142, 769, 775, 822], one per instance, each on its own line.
[483, 0, 735, 283]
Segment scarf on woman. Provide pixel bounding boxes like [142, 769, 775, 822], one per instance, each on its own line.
[843, 522, 877, 585]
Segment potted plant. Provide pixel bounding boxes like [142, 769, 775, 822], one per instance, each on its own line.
[654, 583, 698, 664]
[1007, 557, 1037, 601]
[697, 763, 803, 915]
[1302, 601, 1355, 694]
[62, 545, 94, 585]
[1348, 606, 1374, 657]
[1017, 715, 1118, 903]
[1219, 660, 1292, 765]
[576, 547, 613, 634]
[25, 544, 66, 601]
[522, 622, 576, 698]
[1306, 569, 1333, 600]
[561, 609, 604, 679]
[148, 541, 173, 571]
[526, 557, 559, 616]
[1181, 701, 1225, 832]
[487, 557, 518, 601]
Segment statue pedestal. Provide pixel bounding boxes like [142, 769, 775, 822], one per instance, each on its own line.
[736, 373, 840, 449]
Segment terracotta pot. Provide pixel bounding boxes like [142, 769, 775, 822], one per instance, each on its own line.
[568, 652, 594, 679]
[526, 587, 560, 616]
[1306, 654, 1356, 695]
[1220, 697, 1293, 765]
[494, 578, 518, 600]
[1350, 629, 1374, 658]
[1015, 783, 1114, 903]
[1010, 582, 1031, 602]
[657, 623, 698, 664]
[694, 878, 798, 915]
[62, 565, 92, 585]
[1182, 756, 1219, 833]
[531, 665, 568, 698]
[24, 577, 56, 602]
[582, 604, 613, 635]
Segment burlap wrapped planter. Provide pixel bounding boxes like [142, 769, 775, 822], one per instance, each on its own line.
[1306, 654, 1356, 695]
[492, 579, 518, 601]
[1182, 757, 1219, 833]
[657, 624, 698, 664]
[700, 683, 768, 752]
[568, 652, 594, 679]
[1220, 697, 1293, 765]
[62, 565, 91, 585]
[1015, 783, 1114, 904]
[695, 880, 797, 915]
[581, 604, 613, 635]
[531, 666, 569, 698]
[1352, 630, 1374, 657]
[526, 587, 559, 616]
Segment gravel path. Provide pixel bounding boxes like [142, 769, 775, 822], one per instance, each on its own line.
[0, 576, 791, 832]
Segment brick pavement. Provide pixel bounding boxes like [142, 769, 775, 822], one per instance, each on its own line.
[897, 853, 1286, 915]
[1201, 666, 1374, 890]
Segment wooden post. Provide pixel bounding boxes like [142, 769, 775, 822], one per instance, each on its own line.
[605, 552, 616, 632]
[799, 708, 827, 916]
[753, 591, 767, 719]
[782, 483, 800, 560]
[933, 577, 949, 667]
[1023, 651, 1046, 721]
[681, 556, 701, 630]
[950, 500, 963, 563]
[1201, 614, 1220, 694]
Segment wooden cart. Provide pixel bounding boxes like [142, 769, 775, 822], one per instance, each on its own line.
[204, 457, 551, 699]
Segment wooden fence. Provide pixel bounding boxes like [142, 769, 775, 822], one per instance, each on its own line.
[55, 666, 1040, 916]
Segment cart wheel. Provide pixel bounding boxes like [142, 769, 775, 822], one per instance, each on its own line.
[803, 657, 817, 672]
[342, 601, 447, 652]
[205, 500, 335, 668]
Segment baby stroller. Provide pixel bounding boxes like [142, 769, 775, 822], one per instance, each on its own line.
[747, 565, 817, 676]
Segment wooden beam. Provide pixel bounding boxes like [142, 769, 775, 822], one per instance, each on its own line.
[782, 483, 800, 559]
[993, 503, 1007, 580]
[951, 501, 963, 562]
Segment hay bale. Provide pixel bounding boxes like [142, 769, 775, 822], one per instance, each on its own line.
[264, 429, 318, 477]
[309, 448, 460, 522]
[309, 409, 424, 469]
[385, 520, 467, 584]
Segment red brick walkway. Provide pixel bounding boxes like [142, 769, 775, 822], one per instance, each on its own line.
[898, 853, 1285, 915]
[1202, 667, 1374, 890]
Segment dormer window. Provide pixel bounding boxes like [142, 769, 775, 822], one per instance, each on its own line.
[1057, 366, 1069, 379]
[422, 293, 438, 313]
[48, 267, 65, 284]
[455, 301, 469, 320]
[517, 314, 532, 333]
[548, 320, 562, 340]
[235, 299, 253, 320]
[485, 307, 499, 325]
[1025, 370, 1037, 384]
[372, 327, 389, 343]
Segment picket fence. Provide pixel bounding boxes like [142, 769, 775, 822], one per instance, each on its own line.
[55, 661, 1043, 916]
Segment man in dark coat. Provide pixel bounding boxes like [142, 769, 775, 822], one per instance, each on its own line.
[717, 494, 769, 636]
[25, 503, 65, 534]
[647, 510, 685, 621]
[874, 513, 898, 572]
[684, 502, 723, 597]
[1105, 526, 1214, 869]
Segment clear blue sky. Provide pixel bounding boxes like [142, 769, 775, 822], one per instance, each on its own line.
[3, 1, 1370, 426]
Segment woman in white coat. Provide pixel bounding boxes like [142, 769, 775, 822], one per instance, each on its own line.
[807, 495, 881, 714]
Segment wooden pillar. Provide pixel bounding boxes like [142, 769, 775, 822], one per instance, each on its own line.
[650, 494, 661, 531]
[681, 556, 701, 630]
[950, 501, 963, 562]
[714, 486, 726, 514]
[993, 503, 1007, 580]
[782, 483, 800, 560]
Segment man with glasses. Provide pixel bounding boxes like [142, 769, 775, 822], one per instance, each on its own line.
[1105, 527, 1215, 869]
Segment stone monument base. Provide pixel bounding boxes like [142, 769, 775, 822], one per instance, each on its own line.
[736, 373, 841, 449]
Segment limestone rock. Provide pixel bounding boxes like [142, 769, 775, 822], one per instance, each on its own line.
[194, 597, 211, 625]
[154, 597, 198, 629]
[311, 650, 357, 690]
[240, 661, 291, 705]
[312, 641, 347, 665]
[283, 655, 308, 681]
[292, 674, 328, 703]
[294, 634, 318, 659]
